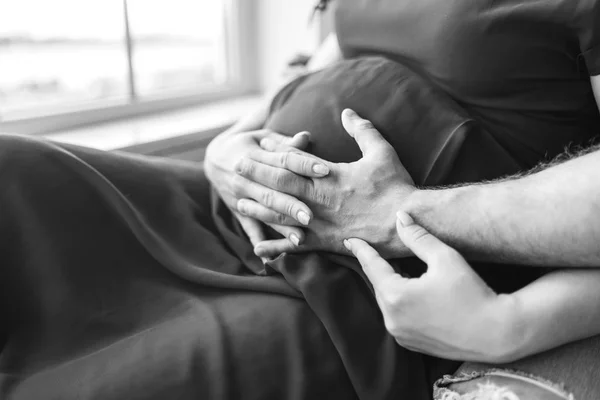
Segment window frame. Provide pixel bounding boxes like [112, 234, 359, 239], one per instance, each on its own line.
[0, 0, 258, 136]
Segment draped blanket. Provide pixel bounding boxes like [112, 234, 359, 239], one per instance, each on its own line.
[0, 58, 562, 399]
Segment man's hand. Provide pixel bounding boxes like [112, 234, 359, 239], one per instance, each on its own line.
[345, 211, 519, 363]
[235, 109, 416, 257]
[204, 129, 329, 248]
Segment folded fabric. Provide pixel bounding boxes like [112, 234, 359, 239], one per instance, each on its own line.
[0, 58, 552, 400]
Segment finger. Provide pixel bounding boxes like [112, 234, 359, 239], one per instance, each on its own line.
[237, 198, 301, 226]
[260, 137, 299, 153]
[248, 149, 330, 178]
[235, 157, 312, 197]
[235, 213, 266, 247]
[233, 177, 312, 225]
[254, 238, 297, 258]
[267, 223, 305, 247]
[396, 211, 460, 265]
[287, 131, 311, 149]
[341, 109, 391, 156]
[344, 238, 398, 289]
[261, 131, 310, 152]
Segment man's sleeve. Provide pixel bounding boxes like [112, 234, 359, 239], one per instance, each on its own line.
[575, 0, 600, 75]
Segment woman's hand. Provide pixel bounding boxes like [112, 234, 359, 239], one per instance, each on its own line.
[345, 211, 519, 363]
[235, 109, 416, 257]
[204, 129, 330, 248]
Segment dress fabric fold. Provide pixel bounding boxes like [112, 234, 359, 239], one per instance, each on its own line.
[0, 56, 592, 400]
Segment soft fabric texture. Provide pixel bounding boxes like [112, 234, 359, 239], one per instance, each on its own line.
[0, 51, 590, 399]
[0, 131, 456, 400]
[335, 0, 600, 167]
[1, 0, 599, 396]
[0, 57, 484, 400]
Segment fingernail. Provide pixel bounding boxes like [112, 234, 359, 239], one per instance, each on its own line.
[296, 210, 311, 225]
[343, 239, 352, 251]
[254, 246, 265, 257]
[295, 131, 310, 138]
[342, 108, 356, 119]
[396, 211, 414, 227]
[290, 234, 300, 246]
[237, 199, 247, 214]
[312, 164, 329, 176]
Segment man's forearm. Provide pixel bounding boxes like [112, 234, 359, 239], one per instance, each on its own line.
[401, 148, 600, 266]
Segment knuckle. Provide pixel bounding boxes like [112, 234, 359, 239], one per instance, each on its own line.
[276, 212, 288, 224]
[285, 201, 297, 217]
[356, 120, 375, 130]
[278, 152, 289, 168]
[409, 226, 430, 243]
[383, 317, 406, 341]
[236, 157, 254, 176]
[261, 190, 274, 207]
[274, 170, 294, 188]
[383, 319, 401, 336]
[273, 171, 286, 188]
[382, 290, 403, 308]
[309, 187, 332, 206]
[300, 158, 312, 174]
[322, 192, 335, 207]
[230, 175, 245, 195]
[233, 158, 245, 174]
[237, 199, 247, 214]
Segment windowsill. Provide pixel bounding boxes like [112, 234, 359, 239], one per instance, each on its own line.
[43, 94, 262, 155]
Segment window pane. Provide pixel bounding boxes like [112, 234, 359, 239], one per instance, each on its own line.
[0, 0, 128, 118]
[127, 0, 228, 98]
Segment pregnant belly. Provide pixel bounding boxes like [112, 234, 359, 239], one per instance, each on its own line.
[264, 57, 522, 186]
[263, 57, 549, 294]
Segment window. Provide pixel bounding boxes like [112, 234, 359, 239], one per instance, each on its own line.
[0, 0, 252, 134]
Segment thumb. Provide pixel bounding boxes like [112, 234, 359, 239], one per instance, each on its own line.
[341, 109, 390, 156]
[396, 211, 459, 265]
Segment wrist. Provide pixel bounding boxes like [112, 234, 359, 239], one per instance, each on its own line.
[480, 294, 527, 363]
[378, 186, 419, 258]
[385, 188, 427, 258]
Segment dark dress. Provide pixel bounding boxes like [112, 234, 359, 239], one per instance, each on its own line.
[1, 1, 599, 400]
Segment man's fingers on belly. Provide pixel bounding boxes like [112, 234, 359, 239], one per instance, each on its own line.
[241, 180, 313, 226]
[237, 199, 301, 227]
